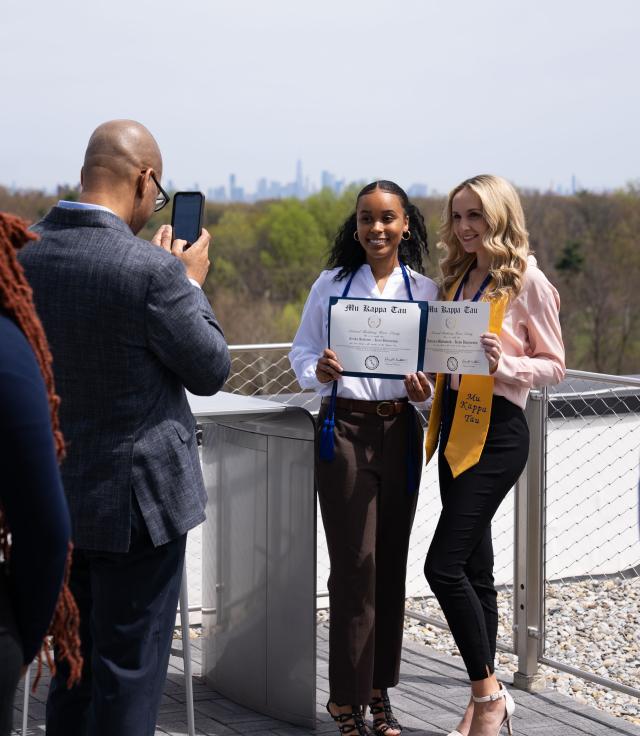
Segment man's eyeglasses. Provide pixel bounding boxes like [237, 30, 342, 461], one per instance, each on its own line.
[150, 172, 170, 212]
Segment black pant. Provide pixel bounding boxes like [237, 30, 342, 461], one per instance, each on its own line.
[0, 572, 22, 736]
[316, 402, 422, 704]
[425, 391, 529, 681]
[46, 497, 187, 736]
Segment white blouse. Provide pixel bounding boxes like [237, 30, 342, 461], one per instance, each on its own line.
[289, 265, 439, 401]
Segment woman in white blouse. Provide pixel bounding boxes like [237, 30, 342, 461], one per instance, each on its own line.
[289, 181, 438, 736]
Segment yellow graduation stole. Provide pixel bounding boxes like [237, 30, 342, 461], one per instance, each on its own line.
[424, 273, 507, 478]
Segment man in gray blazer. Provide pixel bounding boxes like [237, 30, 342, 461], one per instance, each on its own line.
[19, 120, 231, 736]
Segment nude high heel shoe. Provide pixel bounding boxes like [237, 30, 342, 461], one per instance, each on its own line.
[471, 683, 515, 736]
[447, 696, 472, 736]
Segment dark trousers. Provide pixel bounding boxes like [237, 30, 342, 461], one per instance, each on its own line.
[316, 402, 422, 704]
[46, 497, 187, 736]
[0, 573, 23, 736]
[425, 391, 529, 681]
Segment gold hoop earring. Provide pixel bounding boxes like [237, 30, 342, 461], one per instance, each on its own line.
[353, 230, 359, 241]
[402, 230, 411, 240]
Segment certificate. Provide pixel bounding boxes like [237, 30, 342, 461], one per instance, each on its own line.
[424, 301, 490, 375]
[328, 297, 428, 379]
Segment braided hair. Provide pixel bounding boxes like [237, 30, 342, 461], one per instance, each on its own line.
[0, 213, 82, 688]
[327, 180, 428, 281]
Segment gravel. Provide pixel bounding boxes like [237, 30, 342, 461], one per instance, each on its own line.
[404, 576, 640, 727]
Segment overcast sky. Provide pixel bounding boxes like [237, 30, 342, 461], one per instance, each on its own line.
[1, 0, 638, 194]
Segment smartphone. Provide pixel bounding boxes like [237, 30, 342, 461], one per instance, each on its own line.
[171, 191, 205, 248]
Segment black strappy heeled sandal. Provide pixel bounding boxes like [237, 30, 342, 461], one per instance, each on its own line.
[368, 689, 402, 735]
[326, 702, 370, 735]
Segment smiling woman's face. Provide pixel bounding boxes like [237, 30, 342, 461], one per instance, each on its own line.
[451, 186, 489, 255]
[355, 189, 408, 267]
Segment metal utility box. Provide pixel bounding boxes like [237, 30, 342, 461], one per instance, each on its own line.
[188, 392, 316, 728]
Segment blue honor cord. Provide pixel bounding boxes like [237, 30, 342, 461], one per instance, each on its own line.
[319, 263, 419, 495]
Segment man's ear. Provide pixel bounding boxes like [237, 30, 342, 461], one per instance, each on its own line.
[137, 169, 152, 198]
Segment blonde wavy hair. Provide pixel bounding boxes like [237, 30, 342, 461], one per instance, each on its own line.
[438, 174, 529, 302]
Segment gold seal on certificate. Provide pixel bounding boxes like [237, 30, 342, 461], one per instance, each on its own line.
[424, 301, 490, 375]
[328, 297, 428, 378]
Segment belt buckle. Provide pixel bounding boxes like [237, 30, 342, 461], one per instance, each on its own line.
[376, 401, 394, 417]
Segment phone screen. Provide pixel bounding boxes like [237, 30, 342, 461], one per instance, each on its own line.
[171, 192, 204, 245]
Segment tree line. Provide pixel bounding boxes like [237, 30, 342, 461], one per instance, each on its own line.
[2, 184, 639, 375]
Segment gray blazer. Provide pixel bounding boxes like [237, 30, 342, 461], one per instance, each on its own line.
[20, 207, 231, 552]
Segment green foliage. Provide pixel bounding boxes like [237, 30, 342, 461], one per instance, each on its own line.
[304, 187, 358, 242]
[274, 299, 307, 339]
[59, 188, 79, 202]
[555, 240, 584, 274]
[258, 200, 325, 265]
[205, 209, 259, 293]
[255, 199, 327, 302]
[0, 186, 57, 222]
[3, 185, 640, 373]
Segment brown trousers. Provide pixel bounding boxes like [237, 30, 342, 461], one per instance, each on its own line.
[316, 401, 422, 704]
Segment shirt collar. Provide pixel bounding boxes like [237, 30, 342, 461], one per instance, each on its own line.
[57, 200, 116, 216]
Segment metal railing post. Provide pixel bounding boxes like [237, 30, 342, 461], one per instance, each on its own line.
[513, 388, 547, 691]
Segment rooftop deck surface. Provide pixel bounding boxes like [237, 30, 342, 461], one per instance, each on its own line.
[12, 622, 639, 736]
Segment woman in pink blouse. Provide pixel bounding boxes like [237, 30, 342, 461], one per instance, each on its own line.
[423, 175, 564, 736]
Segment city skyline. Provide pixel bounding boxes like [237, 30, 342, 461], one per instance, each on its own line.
[1, 163, 606, 203]
[203, 160, 430, 203]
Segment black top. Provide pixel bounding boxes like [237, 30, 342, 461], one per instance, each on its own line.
[0, 312, 70, 663]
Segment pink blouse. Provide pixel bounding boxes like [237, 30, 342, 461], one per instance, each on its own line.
[451, 257, 565, 408]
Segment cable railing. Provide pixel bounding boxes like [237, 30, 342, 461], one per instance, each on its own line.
[223, 345, 640, 698]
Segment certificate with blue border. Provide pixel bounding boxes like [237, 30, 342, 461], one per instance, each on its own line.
[328, 297, 429, 379]
[424, 301, 490, 375]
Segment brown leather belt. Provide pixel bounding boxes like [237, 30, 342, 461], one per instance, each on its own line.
[321, 396, 408, 418]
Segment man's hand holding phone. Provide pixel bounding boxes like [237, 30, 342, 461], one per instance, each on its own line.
[151, 225, 211, 286]
[174, 228, 210, 286]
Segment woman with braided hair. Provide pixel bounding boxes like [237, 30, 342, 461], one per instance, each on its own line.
[0, 212, 82, 735]
[290, 181, 438, 736]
